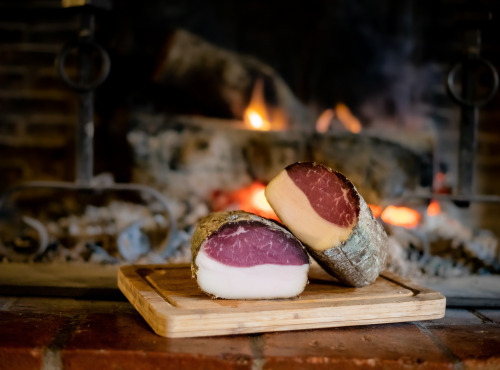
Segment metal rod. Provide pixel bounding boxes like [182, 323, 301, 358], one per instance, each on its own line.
[457, 30, 481, 200]
[76, 91, 94, 185]
[75, 12, 95, 185]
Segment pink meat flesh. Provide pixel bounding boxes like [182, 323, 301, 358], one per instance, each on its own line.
[286, 162, 358, 228]
[203, 221, 308, 267]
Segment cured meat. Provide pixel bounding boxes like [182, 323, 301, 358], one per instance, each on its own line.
[191, 210, 309, 299]
[265, 162, 387, 287]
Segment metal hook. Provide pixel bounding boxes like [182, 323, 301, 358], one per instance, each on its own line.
[56, 38, 111, 93]
[446, 57, 499, 108]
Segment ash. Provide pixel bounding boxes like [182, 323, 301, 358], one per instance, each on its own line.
[0, 196, 202, 266]
[2, 193, 499, 283]
[385, 203, 500, 279]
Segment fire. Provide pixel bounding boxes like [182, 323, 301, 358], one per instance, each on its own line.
[315, 103, 362, 133]
[335, 103, 362, 133]
[237, 182, 278, 220]
[316, 108, 335, 133]
[368, 204, 383, 218]
[427, 200, 440, 216]
[246, 110, 268, 130]
[381, 205, 420, 228]
[243, 79, 287, 131]
[211, 182, 278, 220]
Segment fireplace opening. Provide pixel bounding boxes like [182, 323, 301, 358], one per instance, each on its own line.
[0, 0, 499, 303]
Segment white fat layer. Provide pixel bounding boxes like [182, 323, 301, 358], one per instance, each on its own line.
[265, 170, 355, 251]
[195, 249, 309, 299]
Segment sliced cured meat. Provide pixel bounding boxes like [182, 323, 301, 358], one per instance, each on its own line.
[287, 162, 359, 228]
[202, 222, 309, 267]
[191, 210, 309, 299]
[265, 162, 387, 287]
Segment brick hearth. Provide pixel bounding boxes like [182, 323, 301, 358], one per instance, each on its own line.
[0, 296, 499, 369]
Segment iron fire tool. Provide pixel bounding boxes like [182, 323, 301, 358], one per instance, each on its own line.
[388, 4, 499, 207]
[446, 15, 499, 207]
[0, 0, 179, 261]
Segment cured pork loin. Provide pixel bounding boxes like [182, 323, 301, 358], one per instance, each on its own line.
[191, 210, 309, 299]
[265, 162, 388, 287]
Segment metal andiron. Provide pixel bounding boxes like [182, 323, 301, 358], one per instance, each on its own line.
[0, 0, 179, 262]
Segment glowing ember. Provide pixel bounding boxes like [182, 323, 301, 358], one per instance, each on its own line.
[368, 204, 383, 218]
[336, 103, 362, 133]
[250, 185, 272, 213]
[435, 172, 446, 183]
[427, 200, 440, 216]
[381, 205, 420, 228]
[211, 182, 278, 220]
[237, 182, 278, 220]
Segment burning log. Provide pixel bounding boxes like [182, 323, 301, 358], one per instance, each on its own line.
[191, 210, 309, 299]
[152, 29, 312, 128]
[265, 162, 388, 287]
[312, 132, 434, 204]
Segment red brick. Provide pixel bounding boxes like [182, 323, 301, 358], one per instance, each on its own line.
[31, 74, 69, 90]
[3, 297, 500, 370]
[0, 96, 76, 115]
[0, 71, 26, 89]
[62, 312, 253, 370]
[0, 311, 69, 370]
[25, 123, 72, 137]
[0, 121, 18, 136]
[260, 323, 455, 370]
[1, 48, 58, 67]
[0, 27, 26, 43]
[425, 323, 500, 368]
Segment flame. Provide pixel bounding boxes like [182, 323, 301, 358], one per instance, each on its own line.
[243, 79, 287, 131]
[381, 205, 420, 228]
[368, 204, 383, 218]
[246, 110, 268, 130]
[427, 200, 440, 216]
[336, 103, 362, 133]
[316, 108, 335, 133]
[316, 103, 362, 133]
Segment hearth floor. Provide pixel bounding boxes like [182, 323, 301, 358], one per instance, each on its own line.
[0, 295, 499, 369]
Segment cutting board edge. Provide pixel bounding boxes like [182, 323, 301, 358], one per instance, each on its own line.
[157, 312, 447, 338]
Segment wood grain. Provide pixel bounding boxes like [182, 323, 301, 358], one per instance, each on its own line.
[118, 264, 446, 338]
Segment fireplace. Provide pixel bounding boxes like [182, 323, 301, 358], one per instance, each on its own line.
[0, 0, 499, 304]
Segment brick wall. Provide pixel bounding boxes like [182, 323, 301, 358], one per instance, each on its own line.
[0, 0, 79, 191]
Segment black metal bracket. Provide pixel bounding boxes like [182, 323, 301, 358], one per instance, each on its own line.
[0, 1, 180, 261]
[446, 7, 499, 207]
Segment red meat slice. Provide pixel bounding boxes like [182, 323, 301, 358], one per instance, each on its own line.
[287, 162, 359, 228]
[203, 221, 309, 267]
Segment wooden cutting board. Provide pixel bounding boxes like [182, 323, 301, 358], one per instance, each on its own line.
[118, 264, 446, 338]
